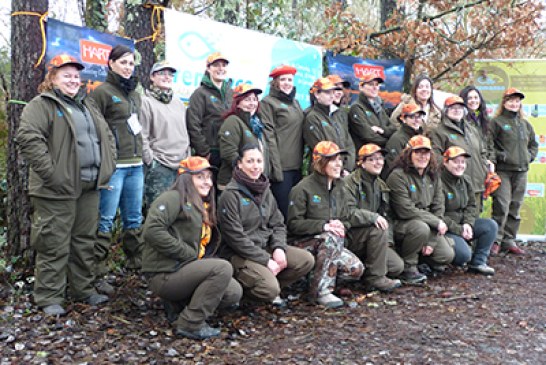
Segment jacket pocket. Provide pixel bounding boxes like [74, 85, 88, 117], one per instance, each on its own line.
[30, 212, 58, 253]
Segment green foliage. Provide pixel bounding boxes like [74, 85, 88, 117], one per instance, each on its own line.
[86, 0, 109, 32]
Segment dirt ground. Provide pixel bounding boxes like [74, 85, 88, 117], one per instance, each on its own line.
[1, 241, 545, 364]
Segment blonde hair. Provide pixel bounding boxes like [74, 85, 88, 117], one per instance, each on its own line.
[37, 68, 60, 93]
[494, 95, 524, 118]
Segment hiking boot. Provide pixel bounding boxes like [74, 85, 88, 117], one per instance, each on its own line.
[174, 324, 221, 340]
[490, 242, 501, 256]
[366, 277, 402, 292]
[316, 293, 344, 308]
[468, 264, 495, 276]
[504, 245, 525, 255]
[431, 265, 448, 273]
[271, 296, 287, 308]
[42, 304, 66, 316]
[95, 278, 115, 295]
[87, 293, 109, 306]
[163, 299, 184, 324]
[400, 268, 427, 284]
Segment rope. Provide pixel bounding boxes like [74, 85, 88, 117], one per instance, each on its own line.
[11, 11, 49, 68]
[135, 5, 165, 44]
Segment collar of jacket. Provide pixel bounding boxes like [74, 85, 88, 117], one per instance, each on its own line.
[201, 72, 232, 97]
[501, 109, 518, 119]
[313, 102, 336, 118]
[269, 86, 296, 103]
[441, 167, 463, 185]
[441, 115, 465, 134]
[106, 70, 138, 94]
[401, 122, 423, 136]
[311, 171, 340, 191]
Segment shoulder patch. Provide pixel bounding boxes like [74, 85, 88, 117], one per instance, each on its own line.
[210, 95, 218, 103]
[502, 124, 512, 131]
[158, 204, 166, 211]
[321, 121, 329, 127]
[183, 202, 192, 211]
[240, 197, 251, 206]
[111, 95, 122, 103]
[56, 110, 64, 117]
[409, 184, 417, 192]
[244, 130, 253, 137]
[447, 192, 454, 200]
[224, 130, 231, 136]
[312, 195, 321, 203]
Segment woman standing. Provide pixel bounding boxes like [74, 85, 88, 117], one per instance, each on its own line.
[490, 88, 537, 255]
[387, 136, 454, 282]
[260, 65, 304, 219]
[441, 147, 497, 275]
[390, 74, 441, 131]
[218, 84, 282, 189]
[17, 54, 116, 315]
[218, 145, 314, 306]
[143, 157, 242, 340]
[288, 141, 364, 308]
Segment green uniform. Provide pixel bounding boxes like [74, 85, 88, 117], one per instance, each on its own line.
[143, 190, 242, 330]
[490, 110, 538, 247]
[440, 169, 476, 235]
[349, 93, 397, 149]
[387, 167, 454, 267]
[303, 103, 356, 172]
[17, 90, 116, 307]
[390, 94, 442, 131]
[384, 123, 423, 176]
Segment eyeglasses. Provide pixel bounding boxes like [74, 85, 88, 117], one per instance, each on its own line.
[155, 70, 174, 77]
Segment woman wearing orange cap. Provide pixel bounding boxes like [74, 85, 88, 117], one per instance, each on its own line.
[303, 77, 356, 172]
[143, 156, 242, 340]
[287, 141, 364, 308]
[387, 136, 454, 282]
[390, 74, 441, 131]
[218, 84, 282, 188]
[489, 88, 537, 255]
[441, 147, 497, 275]
[429, 95, 490, 211]
[260, 65, 304, 219]
[218, 145, 314, 307]
[17, 54, 116, 315]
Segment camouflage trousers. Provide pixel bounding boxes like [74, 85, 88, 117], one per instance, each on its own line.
[144, 161, 178, 208]
[294, 232, 364, 298]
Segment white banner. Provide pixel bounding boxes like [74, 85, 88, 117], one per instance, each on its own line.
[164, 10, 323, 108]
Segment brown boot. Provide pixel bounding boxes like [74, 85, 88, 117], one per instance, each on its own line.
[365, 276, 402, 292]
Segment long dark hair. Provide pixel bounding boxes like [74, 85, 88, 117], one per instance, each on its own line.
[171, 173, 217, 226]
[411, 74, 440, 111]
[459, 85, 490, 134]
[107, 45, 134, 70]
[223, 92, 261, 119]
[391, 147, 439, 180]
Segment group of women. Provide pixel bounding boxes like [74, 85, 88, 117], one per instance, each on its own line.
[19, 47, 537, 340]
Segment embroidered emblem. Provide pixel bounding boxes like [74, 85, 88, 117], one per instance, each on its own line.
[158, 204, 166, 211]
[56, 110, 64, 117]
[244, 130, 253, 137]
[449, 134, 458, 140]
[321, 121, 329, 127]
[210, 95, 218, 103]
[111, 95, 122, 103]
[409, 184, 417, 192]
[224, 131, 231, 136]
[312, 195, 321, 203]
[183, 202, 192, 211]
[241, 198, 251, 206]
[279, 103, 288, 108]
[360, 191, 367, 200]
[365, 111, 372, 117]
[502, 124, 512, 131]
[447, 192, 454, 200]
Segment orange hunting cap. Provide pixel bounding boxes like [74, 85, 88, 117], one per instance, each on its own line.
[359, 73, 385, 85]
[503, 87, 525, 100]
[233, 83, 262, 99]
[313, 77, 342, 92]
[269, 65, 297, 78]
[313, 141, 348, 161]
[206, 52, 229, 66]
[178, 156, 216, 175]
[327, 74, 351, 88]
[443, 146, 471, 161]
[358, 144, 386, 159]
[402, 103, 426, 116]
[407, 135, 432, 150]
[444, 95, 466, 108]
[48, 54, 84, 71]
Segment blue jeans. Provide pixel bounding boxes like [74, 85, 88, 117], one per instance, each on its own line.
[99, 165, 144, 233]
[448, 218, 498, 266]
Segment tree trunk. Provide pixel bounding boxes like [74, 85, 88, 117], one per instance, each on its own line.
[380, 0, 396, 30]
[7, 0, 48, 263]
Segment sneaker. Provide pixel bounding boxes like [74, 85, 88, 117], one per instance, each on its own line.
[316, 293, 344, 308]
[42, 304, 66, 316]
[400, 268, 427, 284]
[490, 242, 501, 256]
[366, 277, 402, 292]
[271, 296, 287, 308]
[87, 293, 109, 306]
[163, 299, 184, 324]
[504, 245, 525, 255]
[175, 324, 221, 340]
[95, 278, 115, 295]
[468, 264, 495, 276]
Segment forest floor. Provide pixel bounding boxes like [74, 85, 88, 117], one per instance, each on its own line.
[1, 241, 545, 364]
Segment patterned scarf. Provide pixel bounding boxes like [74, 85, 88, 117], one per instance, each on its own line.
[149, 86, 173, 104]
[250, 115, 264, 140]
[198, 202, 211, 259]
[233, 166, 270, 205]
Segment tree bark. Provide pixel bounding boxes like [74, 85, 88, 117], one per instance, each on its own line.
[8, 0, 48, 262]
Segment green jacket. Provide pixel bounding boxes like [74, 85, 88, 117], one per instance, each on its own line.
[384, 123, 423, 175]
[260, 88, 304, 171]
[303, 103, 356, 171]
[440, 169, 476, 236]
[390, 94, 442, 131]
[17, 90, 116, 200]
[287, 172, 350, 239]
[349, 93, 396, 149]
[429, 116, 489, 193]
[490, 110, 538, 172]
[91, 71, 142, 163]
[218, 110, 282, 186]
[186, 73, 233, 157]
[142, 190, 220, 273]
[386, 167, 444, 230]
[217, 179, 287, 266]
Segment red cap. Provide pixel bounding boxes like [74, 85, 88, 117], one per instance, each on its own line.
[269, 65, 297, 78]
[47, 54, 84, 71]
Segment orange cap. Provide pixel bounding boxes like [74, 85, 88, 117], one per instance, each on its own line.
[313, 141, 347, 161]
[443, 146, 471, 161]
[233, 83, 262, 98]
[313, 77, 342, 92]
[47, 54, 84, 71]
[402, 103, 426, 116]
[269, 65, 297, 78]
[503, 87, 525, 100]
[358, 144, 385, 159]
[444, 95, 466, 108]
[407, 135, 432, 150]
[206, 52, 229, 66]
[359, 73, 385, 85]
[178, 156, 216, 175]
[327, 74, 351, 88]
